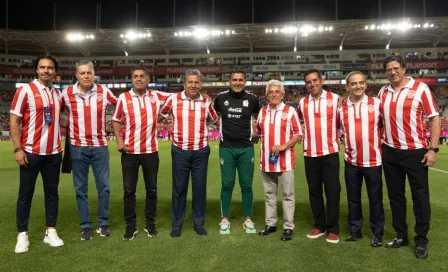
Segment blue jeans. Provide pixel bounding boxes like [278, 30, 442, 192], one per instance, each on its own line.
[70, 145, 110, 228]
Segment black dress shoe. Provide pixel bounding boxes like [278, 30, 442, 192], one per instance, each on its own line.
[259, 225, 277, 236]
[415, 246, 428, 259]
[281, 229, 293, 241]
[346, 233, 363, 242]
[370, 234, 383, 247]
[194, 225, 207, 236]
[386, 237, 409, 248]
[170, 228, 182, 238]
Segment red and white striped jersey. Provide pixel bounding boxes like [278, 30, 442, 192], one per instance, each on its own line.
[339, 95, 382, 167]
[298, 90, 340, 157]
[62, 83, 117, 147]
[378, 77, 439, 150]
[10, 79, 63, 155]
[112, 89, 171, 154]
[257, 102, 302, 172]
[160, 91, 218, 151]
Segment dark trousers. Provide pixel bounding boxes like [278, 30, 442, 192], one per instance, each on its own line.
[171, 145, 210, 229]
[304, 152, 341, 234]
[121, 152, 159, 228]
[17, 152, 62, 232]
[344, 161, 385, 236]
[382, 144, 430, 246]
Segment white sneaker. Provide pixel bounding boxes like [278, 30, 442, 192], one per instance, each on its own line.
[242, 219, 256, 234]
[15, 232, 29, 253]
[43, 229, 64, 247]
[219, 219, 231, 235]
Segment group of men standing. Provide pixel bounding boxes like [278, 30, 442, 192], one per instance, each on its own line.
[11, 55, 118, 253]
[10, 54, 440, 260]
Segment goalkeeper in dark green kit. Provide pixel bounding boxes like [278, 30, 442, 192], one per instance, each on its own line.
[213, 69, 261, 234]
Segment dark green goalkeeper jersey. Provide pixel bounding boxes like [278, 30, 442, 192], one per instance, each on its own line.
[213, 89, 261, 148]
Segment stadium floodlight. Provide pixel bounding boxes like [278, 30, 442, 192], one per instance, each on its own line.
[120, 30, 151, 41]
[195, 28, 209, 39]
[283, 26, 298, 34]
[66, 32, 95, 42]
[174, 27, 235, 38]
[329, 26, 333, 31]
[364, 20, 432, 32]
[207, 49, 210, 54]
[319, 26, 324, 32]
[294, 46, 297, 52]
[339, 45, 342, 50]
[299, 25, 315, 36]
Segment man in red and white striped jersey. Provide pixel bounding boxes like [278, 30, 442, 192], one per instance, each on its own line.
[378, 55, 440, 259]
[160, 69, 218, 238]
[298, 69, 341, 243]
[339, 71, 385, 247]
[257, 80, 302, 241]
[62, 60, 117, 240]
[112, 66, 171, 240]
[10, 54, 64, 253]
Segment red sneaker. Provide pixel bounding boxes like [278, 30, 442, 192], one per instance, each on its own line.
[306, 228, 326, 239]
[326, 233, 339, 244]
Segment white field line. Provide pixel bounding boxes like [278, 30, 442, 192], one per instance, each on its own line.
[430, 167, 448, 174]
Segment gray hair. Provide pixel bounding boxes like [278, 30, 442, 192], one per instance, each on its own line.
[75, 60, 94, 72]
[345, 71, 366, 85]
[265, 79, 285, 96]
[184, 69, 202, 79]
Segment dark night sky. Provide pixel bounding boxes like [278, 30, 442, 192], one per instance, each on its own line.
[2, 0, 448, 31]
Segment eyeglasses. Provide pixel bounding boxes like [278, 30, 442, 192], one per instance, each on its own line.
[386, 67, 402, 74]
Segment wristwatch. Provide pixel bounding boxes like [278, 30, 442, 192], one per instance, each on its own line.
[429, 147, 439, 153]
[13, 147, 22, 153]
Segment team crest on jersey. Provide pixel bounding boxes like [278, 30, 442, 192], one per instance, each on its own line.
[96, 93, 103, 102]
[201, 102, 206, 108]
[368, 105, 375, 113]
[243, 100, 249, 107]
[281, 113, 288, 120]
[326, 100, 333, 107]
[35, 93, 41, 98]
[224, 100, 229, 106]
[149, 96, 156, 104]
[407, 90, 416, 99]
[220, 158, 224, 165]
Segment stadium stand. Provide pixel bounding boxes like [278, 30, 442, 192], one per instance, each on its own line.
[2, 17, 448, 138]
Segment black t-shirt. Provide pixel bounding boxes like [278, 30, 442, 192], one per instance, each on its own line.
[213, 90, 261, 148]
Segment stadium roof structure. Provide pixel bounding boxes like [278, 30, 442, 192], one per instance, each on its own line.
[1, 17, 448, 57]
